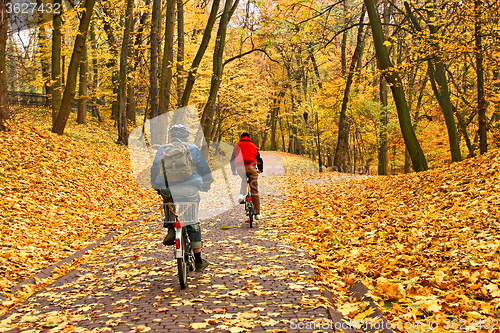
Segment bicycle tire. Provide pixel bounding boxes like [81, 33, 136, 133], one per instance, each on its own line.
[177, 229, 188, 289]
[187, 246, 195, 272]
[249, 208, 253, 228]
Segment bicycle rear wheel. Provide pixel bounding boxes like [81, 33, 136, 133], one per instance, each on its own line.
[177, 229, 188, 289]
[249, 208, 253, 228]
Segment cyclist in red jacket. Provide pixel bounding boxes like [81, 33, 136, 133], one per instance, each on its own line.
[230, 132, 263, 220]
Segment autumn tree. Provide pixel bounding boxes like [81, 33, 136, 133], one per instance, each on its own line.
[334, 7, 366, 172]
[116, 0, 135, 145]
[51, 0, 62, 125]
[200, 0, 240, 144]
[150, 0, 160, 119]
[158, 0, 175, 115]
[179, 0, 221, 107]
[0, 0, 9, 131]
[364, 0, 428, 171]
[77, 43, 88, 124]
[403, 0, 461, 163]
[52, 0, 96, 135]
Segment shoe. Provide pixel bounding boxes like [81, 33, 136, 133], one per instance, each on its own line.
[195, 259, 209, 272]
[163, 228, 175, 245]
[255, 214, 262, 220]
[238, 194, 245, 204]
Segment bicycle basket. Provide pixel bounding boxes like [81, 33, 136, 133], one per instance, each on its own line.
[163, 202, 199, 226]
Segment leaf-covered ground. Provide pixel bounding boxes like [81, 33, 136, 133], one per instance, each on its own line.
[270, 151, 500, 331]
[0, 109, 158, 296]
[0, 153, 337, 333]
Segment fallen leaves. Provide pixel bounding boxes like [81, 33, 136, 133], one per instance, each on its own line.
[269, 150, 500, 327]
[0, 115, 158, 299]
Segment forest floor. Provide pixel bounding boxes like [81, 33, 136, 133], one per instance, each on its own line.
[1, 108, 500, 332]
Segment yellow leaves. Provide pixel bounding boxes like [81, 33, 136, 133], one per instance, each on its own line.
[338, 301, 371, 318]
[270, 151, 500, 326]
[0, 118, 158, 295]
[355, 306, 375, 319]
[190, 322, 209, 329]
[236, 311, 258, 319]
[375, 277, 405, 300]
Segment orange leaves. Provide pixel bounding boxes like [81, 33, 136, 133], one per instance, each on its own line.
[0, 117, 158, 296]
[268, 150, 500, 326]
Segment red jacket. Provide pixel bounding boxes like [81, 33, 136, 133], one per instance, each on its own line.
[230, 137, 263, 173]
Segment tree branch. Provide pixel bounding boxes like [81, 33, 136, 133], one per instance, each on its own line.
[223, 48, 278, 67]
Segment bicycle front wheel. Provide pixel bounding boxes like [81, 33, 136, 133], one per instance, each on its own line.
[177, 230, 188, 289]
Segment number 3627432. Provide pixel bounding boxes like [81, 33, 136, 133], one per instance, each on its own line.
[6, 2, 62, 15]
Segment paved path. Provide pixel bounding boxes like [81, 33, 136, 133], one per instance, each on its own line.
[0, 153, 342, 332]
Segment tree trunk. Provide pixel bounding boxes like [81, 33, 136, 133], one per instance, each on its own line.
[475, 0, 487, 154]
[116, 0, 134, 145]
[279, 116, 286, 152]
[37, 0, 52, 108]
[179, 0, 221, 107]
[90, 21, 102, 122]
[0, 0, 9, 131]
[52, 0, 96, 135]
[51, 0, 62, 126]
[127, 84, 136, 124]
[176, 0, 185, 106]
[150, 0, 160, 119]
[260, 112, 271, 149]
[270, 91, 285, 151]
[340, 1, 348, 76]
[404, 1, 461, 162]
[158, 0, 175, 115]
[364, 0, 428, 171]
[378, 76, 390, 174]
[334, 7, 366, 172]
[77, 43, 88, 124]
[378, 0, 390, 175]
[101, 1, 119, 120]
[200, 0, 240, 145]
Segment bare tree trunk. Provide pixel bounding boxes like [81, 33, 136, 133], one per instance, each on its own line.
[378, 0, 390, 175]
[150, 0, 160, 119]
[116, 0, 134, 144]
[475, 0, 487, 154]
[176, 0, 185, 105]
[77, 44, 88, 124]
[158, 0, 175, 115]
[37, 0, 52, 108]
[260, 112, 271, 150]
[102, 1, 119, 120]
[89, 21, 102, 122]
[270, 91, 285, 150]
[51, 0, 62, 126]
[52, 0, 96, 135]
[200, 0, 240, 145]
[279, 116, 286, 152]
[179, 0, 221, 107]
[334, 7, 366, 172]
[340, 0, 348, 76]
[364, 0, 428, 171]
[0, 0, 9, 131]
[378, 77, 390, 174]
[126, 84, 136, 124]
[404, 1, 461, 162]
[126, 0, 149, 125]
